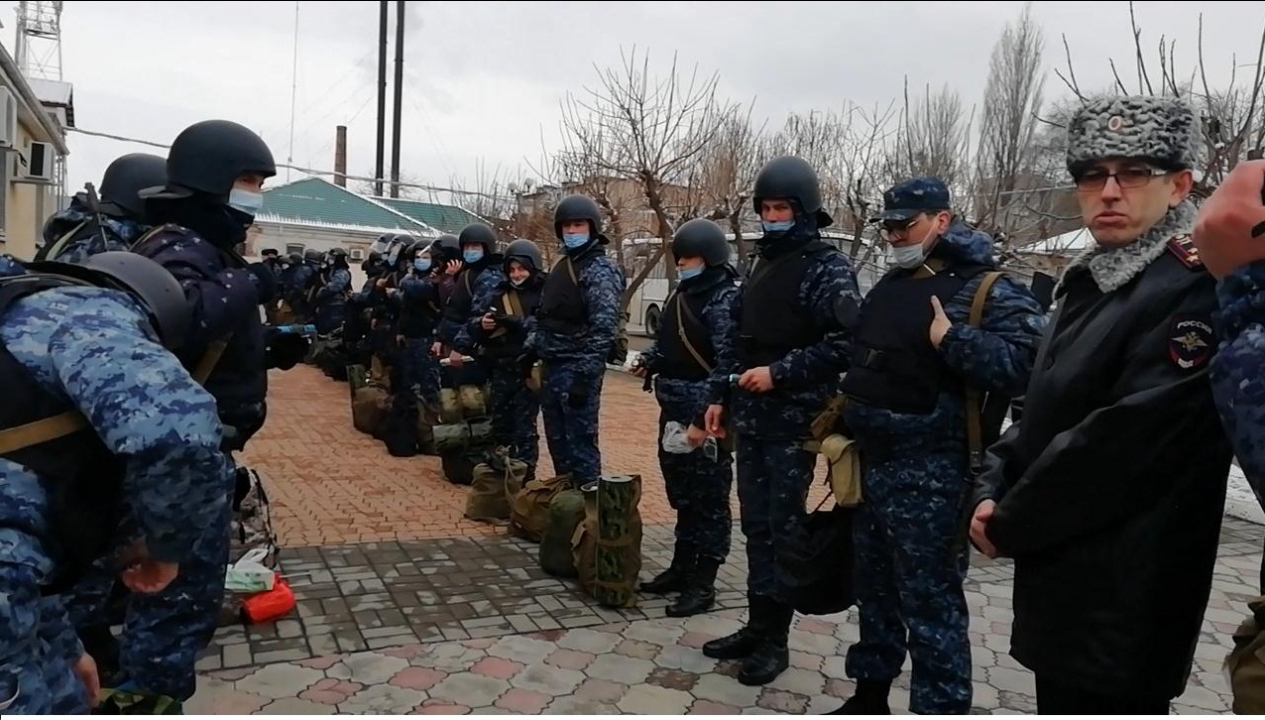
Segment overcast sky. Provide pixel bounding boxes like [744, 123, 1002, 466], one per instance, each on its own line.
[12, 0, 1265, 206]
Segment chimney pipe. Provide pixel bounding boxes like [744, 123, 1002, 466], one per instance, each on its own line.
[374, 0, 389, 197]
[334, 125, 348, 188]
[390, 0, 406, 199]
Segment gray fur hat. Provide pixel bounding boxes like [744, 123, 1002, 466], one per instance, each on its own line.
[1065, 95, 1200, 174]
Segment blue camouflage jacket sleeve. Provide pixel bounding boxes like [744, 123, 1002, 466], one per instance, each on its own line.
[704, 284, 740, 412]
[456, 270, 506, 353]
[1211, 261, 1265, 500]
[582, 257, 625, 365]
[132, 235, 259, 353]
[768, 251, 859, 389]
[316, 268, 351, 302]
[50, 294, 230, 563]
[939, 274, 1047, 397]
[710, 288, 744, 406]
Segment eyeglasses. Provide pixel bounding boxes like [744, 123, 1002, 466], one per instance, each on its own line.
[1074, 167, 1171, 192]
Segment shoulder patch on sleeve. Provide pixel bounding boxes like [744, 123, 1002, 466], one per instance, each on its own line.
[1168, 315, 1215, 370]
[1166, 235, 1204, 271]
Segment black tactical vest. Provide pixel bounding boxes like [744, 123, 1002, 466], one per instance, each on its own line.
[396, 278, 443, 340]
[443, 266, 482, 325]
[657, 286, 716, 381]
[481, 282, 542, 360]
[537, 245, 603, 336]
[0, 274, 125, 594]
[839, 262, 991, 415]
[737, 241, 833, 367]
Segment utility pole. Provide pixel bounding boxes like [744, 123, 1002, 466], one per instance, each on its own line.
[390, 0, 406, 199]
[373, 0, 388, 197]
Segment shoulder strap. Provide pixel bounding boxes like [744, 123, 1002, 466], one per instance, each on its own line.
[672, 292, 712, 373]
[503, 289, 524, 318]
[37, 220, 89, 262]
[965, 271, 1004, 471]
[0, 274, 98, 454]
[128, 223, 180, 251]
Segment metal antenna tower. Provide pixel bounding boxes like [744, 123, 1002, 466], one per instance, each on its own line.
[15, 1, 69, 206]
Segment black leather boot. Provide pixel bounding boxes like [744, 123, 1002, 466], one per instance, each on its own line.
[703, 594, 768, 659]
[666, 559, 719, 617]
[640, 541, 693, 594]
[827, 679, 893, 714]
[738, 598, 793, 686]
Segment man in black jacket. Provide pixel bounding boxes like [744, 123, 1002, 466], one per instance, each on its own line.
[968, 95, 1234, 714]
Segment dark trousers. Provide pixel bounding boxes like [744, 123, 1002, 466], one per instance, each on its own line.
[1035, 676, 1170, 715]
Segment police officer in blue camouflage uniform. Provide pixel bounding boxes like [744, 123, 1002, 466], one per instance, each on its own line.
[313, 248, 353, 335]
[523, 195, 626, 486]
[1191, 160, 1265, 713]
[700, 156, 860, 686]
[449, 223, 506, 370]
[36, 153, 167, 263]
[833, 178, 1046, 715]
[633, 218, 739, 618]
[969, 95, 1234, 714]
[70, 119, 301, 708]
[393, 238, 448, 409]
[0, 251, 231, 714]
[466, 239, 546, 474]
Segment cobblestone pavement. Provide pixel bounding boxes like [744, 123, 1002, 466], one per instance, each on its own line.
[190, 365, 1262, 714]
[238, 365, 754, 547]
[191, 518, 1262, 714]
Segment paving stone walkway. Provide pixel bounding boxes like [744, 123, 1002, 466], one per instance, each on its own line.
[190, 518, 1262, 714]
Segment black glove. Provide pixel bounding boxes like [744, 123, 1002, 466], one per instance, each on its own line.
[516, 351, 538, 380]
[247, 263, 278, 305]
[265, 329, 310, 370]
[567, 375, 590, 409]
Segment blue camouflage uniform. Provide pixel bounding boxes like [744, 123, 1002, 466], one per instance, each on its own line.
[525, 240, 624, 484]
[314, 265, 353, 335]
[1210, 261, 1265, 581]
[38, 194, 148, 264]
[465, 272, 544, 468]
[637, 269, 739, 571]
[64, 223, 270, 703]
[0, 255, 230, 714]
[395, 269, 445, 408]
[449, 265, 506, 354]
[839, 181, 1046, 714]
[714, 229, 858, 604]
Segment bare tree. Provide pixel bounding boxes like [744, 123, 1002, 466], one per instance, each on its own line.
[447, 159, 521, 234]
[884, 80, 974, 193]
[694, 100, 768, 270]
[1057, 1, 1265, 197]
[972, 2, 1056, 245]
[558, 46, 731, 304]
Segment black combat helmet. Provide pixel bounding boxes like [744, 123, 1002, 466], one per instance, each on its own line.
[553, 195, 604, 240]
[143, 120, 277, 204]
[752, 155, 832, 228]
[99, 153, 167, 219]
[405, 238, 430, 260]
[458, 223, 498, 253]
[27, 252, 191, 351]
[303, 249, 323, 264]
[672, 218, 730, 267]
[428, 234, 460, 264]
[327, 248, 349, 265]
[503, 239, 544, 273]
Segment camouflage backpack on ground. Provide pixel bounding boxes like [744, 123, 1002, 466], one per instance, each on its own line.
[220, 465, 278, 625]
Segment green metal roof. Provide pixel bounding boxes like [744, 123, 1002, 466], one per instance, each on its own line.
[373, 196, 487, 236]
[257, 177, 433, 234]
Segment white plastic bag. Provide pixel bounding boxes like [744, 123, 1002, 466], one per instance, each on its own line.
[224, 547, 276, 594]
[661, 420, 718, 461]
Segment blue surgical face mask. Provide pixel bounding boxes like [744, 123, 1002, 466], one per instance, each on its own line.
[762, 220, 794, 234]
[679, 266, 703, 281]
[463, 248, 484, 264]
[562, 232, 589, 249]
[414, 258, 432, 273]
[228, 188, 264, 217]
